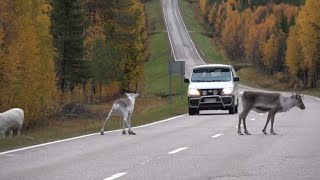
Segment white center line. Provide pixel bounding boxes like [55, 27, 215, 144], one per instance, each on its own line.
[211, 134, 223, 138]
[1, 154, 20, 157]
[168, 147, 188, 155]
[103, 172, 127, 180]
[250, 118, 256, 121]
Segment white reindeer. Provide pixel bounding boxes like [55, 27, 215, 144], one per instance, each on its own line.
[0, 108, 24, 139]
[238, 91, 305, 135]
[100, 92, 139, 135]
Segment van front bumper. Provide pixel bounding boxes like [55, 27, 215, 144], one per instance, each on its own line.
[188, 95, 234, 110]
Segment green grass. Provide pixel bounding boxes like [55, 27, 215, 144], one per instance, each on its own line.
[178, 0, 226, 64]
[238, 67, 320, 97]
[0, 0, 188, 153]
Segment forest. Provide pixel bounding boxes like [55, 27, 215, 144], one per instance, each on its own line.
[0, 0, 147, 127]
[199, 0, 320, 88]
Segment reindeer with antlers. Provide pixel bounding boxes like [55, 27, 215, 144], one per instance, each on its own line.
[100, 83, 139, 135]
[238, 85, 306, 135]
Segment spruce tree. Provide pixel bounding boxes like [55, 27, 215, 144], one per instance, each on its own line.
[51, 0, 87, 91]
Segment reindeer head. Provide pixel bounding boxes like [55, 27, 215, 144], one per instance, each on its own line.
[292, 84, 305, 110]
[291, 94, 305, 110]
[125, 82, 139, 102]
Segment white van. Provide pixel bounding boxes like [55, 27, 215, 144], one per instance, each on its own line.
[184, 64, 240, 115]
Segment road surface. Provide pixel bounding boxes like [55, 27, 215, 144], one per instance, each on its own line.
[1, 0, 320, 179]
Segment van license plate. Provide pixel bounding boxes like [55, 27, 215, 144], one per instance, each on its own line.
[205, 98, 216, 103]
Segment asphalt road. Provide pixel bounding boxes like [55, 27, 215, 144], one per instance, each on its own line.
[1, 0, 320, 179]
[162, 0, 205, 77]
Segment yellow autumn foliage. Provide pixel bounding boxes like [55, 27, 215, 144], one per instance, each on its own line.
[0, 0, 58, 127]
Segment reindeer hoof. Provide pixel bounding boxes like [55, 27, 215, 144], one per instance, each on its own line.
[262, 130, 267, 135]
[128, 131, 136, 135]
[238, 131, 244, 135]
[122, 130, 126, 135]
[100, 131, 104, 135]
[271, 131, 277, 135]
[244, 131, 251, 135]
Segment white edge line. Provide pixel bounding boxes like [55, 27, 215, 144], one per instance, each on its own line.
[211, 134, 223, 138]
[103, 172, 127, 180]
[0, 132, 102, 155]
[168, 147, 188, 154]
[0, 114, 187, 155]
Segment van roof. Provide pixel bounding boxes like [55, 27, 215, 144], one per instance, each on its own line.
[193, 64, 232, 69]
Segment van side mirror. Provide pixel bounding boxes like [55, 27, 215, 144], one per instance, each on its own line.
[184, 78, 190, 83]
[234, 77, 240, 82]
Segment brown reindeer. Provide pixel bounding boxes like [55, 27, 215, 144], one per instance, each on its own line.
[238, 90, 305, 135]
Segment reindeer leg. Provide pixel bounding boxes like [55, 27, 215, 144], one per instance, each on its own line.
[17, 125, 22, 136]
[127, 112, 136, 135]
[270, 112, 277, 135]
[101, 110, 113, 135]
[0, 132, 4, 139]
[262, 112, 271, 134]
[239, 109, 251, 135]
[122, 118, 126, 135]
[238, 110, 249, 135]
[8, 130, 13, 138]
[243, 117, 251, 135]
[122, 113, 129, 135]
[238, 113, 244, 135]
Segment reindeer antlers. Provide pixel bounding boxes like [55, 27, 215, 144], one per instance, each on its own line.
[126, 81, 138, 94]
[293, 83, 304, 99]
[134, 82, 138, 94]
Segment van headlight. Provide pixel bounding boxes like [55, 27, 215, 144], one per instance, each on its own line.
[188, 88, 200, 96]
[222, 87, 233, 95]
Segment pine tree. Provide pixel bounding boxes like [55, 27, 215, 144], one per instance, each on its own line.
[51, 0, 87, 91]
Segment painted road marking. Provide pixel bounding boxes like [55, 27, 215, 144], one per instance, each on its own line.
[211, 134, 223, 138]
[168, 147, 188, 155]
[103, 173, 127, 180]
[0, 114, 187, 155]
[0, 154, 20, 157]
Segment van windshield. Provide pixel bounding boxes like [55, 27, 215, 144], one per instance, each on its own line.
[191, 67, 231, 82]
